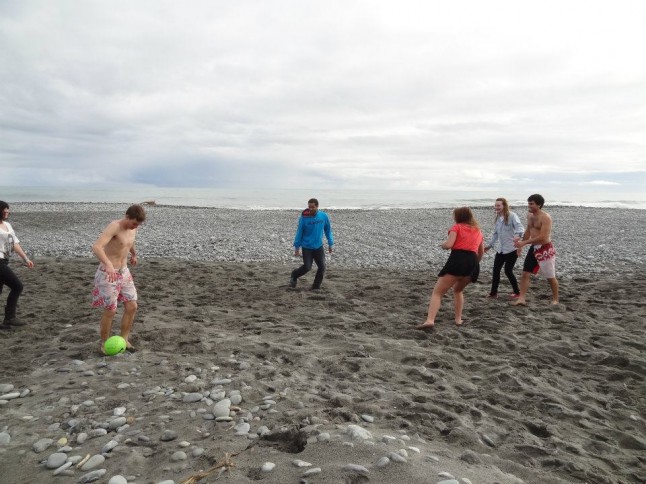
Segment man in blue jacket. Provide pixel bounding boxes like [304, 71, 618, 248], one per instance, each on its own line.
[290, 198, 334, 290]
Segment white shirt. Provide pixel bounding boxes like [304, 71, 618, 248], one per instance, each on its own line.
[0, 222, 19, 259]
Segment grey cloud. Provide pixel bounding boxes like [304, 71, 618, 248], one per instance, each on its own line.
[0, 0, 645, 194]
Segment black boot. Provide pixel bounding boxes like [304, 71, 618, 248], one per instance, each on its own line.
[4, 306, 25, 327]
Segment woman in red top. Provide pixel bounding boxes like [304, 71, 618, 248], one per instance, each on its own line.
[417, 207, 484, 329]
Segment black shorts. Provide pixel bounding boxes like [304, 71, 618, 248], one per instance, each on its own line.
[439, 249, 479, 281]
[523, 246, 539, 274]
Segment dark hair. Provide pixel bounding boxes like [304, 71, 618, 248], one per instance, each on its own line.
[495, 197, 510, 225]
[308, 198, 319, 207]
[527, 194, 545, 208]
[125, 204, 146, 222]
[453, 206, 479, 229]
[0, 201, 7, 221]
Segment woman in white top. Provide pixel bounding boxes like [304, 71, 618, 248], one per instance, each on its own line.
[0, 201, 34, 328]
[484, 198, 524, 298]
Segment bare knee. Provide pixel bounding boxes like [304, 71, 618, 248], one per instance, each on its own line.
[102, 308, 117, 319]
[124, 301, 138, 313]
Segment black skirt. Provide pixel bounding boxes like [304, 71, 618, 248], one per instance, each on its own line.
[438, 249, 479, 281]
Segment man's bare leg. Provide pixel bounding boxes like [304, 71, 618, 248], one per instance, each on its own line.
[120, 300, 138, 350]
[512, 272, 531, 306]
[417, 275, 457, 329]
[99, 309, 117, 354]
[548, 277, 559, 304]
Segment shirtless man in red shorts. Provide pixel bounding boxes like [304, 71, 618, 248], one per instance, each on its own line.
[92, 204, 145, 353]
[513, 194, 559, 305]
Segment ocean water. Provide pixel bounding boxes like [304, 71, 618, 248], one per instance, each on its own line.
[2, 186, 645, 210]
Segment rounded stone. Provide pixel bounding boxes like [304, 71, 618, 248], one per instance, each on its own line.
[0, 384, 14, 393]
[376, 456, 390, 468]
[160, 430, 178, 441]
[460, 450, 481, 464]
[171, 451, 187, 461]
[261, 462, 276, 472]
[108, 417, 127, 430]
[234, 422, 250, 435]
[108, 476, 128, 484]
[46, 452, 68, 469]
[32, 438, 54, 453]
[81, 454, 106, 470]
[78, 469, 107, 483]
[182, 393, 203, 403]
[343, 464, 369, 474]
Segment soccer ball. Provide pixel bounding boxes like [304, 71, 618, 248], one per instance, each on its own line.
[104, 335, 127, 356]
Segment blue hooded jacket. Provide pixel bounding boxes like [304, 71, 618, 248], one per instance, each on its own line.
[293, 209, 334, 250]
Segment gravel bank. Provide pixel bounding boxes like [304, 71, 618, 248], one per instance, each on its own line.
[10, 203, 646, 275]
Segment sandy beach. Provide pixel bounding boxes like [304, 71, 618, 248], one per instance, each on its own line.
[1, 205, 645, 484]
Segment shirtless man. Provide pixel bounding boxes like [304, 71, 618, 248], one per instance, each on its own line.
[513, 194, 558, 305]
[92, 205, 145, 353]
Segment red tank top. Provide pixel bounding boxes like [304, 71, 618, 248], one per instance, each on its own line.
[449, 223, 483, 253]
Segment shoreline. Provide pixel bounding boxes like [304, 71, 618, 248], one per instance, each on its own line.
[10, 200, 646, 210]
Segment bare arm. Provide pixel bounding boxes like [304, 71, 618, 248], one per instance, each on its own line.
[515, 215, 532, 251]
[518, 214, 552, 247]
[477, 240, 484, 262]
[129, 242, 138, 266]
[92, 222, 119, 280]
[441, 231, 457, 250]
[13, 243, 34, 268]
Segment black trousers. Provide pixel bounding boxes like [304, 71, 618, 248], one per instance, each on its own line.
[490, 251, 520, 295]
[0, 259, 23, 319]
[292, 247, 326, 288]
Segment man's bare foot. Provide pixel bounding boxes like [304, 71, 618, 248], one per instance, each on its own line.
[511, 299, 527, 306]
[415, 322, 434, 330]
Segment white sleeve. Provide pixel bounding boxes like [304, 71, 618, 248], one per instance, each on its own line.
[6, 223, 19, 245]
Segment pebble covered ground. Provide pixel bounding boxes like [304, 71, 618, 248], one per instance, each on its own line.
[9, 203, 646, 275]
[0, 204, 645, 483]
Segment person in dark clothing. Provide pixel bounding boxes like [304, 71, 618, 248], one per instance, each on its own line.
[0, 201, 34, 329]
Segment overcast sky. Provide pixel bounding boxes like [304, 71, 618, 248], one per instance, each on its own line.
[1, 0, 645, 198]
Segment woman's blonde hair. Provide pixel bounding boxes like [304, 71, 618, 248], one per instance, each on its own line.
[495, 197, 510, 224]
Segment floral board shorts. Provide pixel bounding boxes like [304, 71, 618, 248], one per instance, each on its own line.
[91, 266, 137, 311]
[523, 243, 556, 279]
